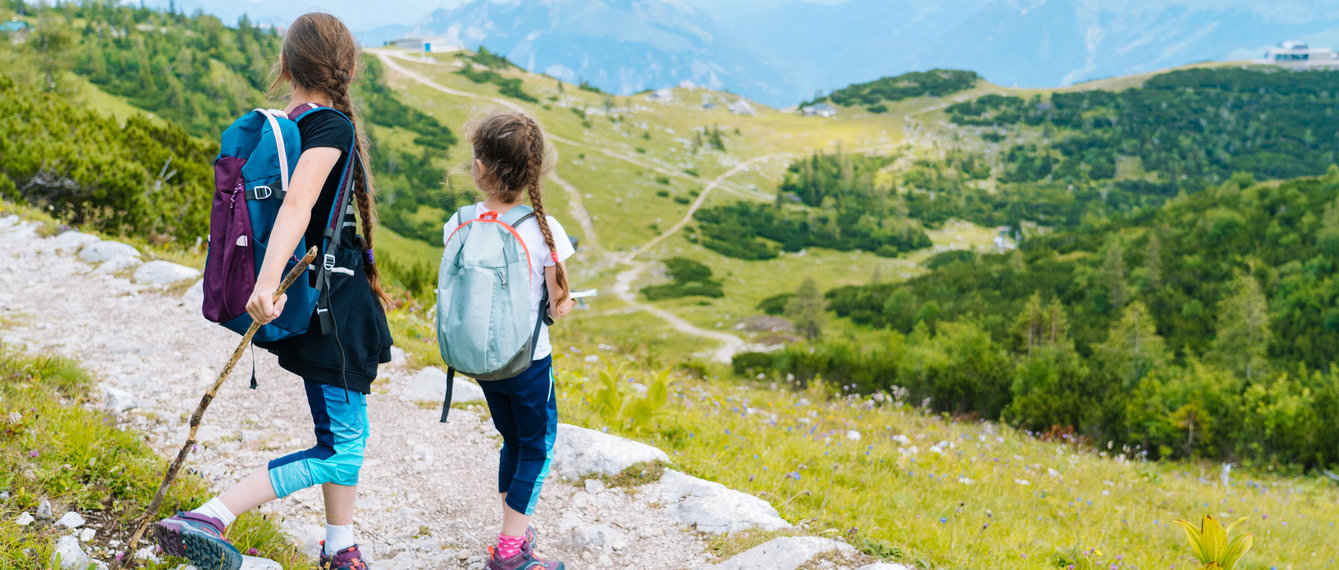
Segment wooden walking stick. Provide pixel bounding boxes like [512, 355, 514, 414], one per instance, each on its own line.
[122, 246, 319, 564]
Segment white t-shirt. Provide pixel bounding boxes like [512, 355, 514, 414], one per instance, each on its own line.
[443, 203, 576, 360]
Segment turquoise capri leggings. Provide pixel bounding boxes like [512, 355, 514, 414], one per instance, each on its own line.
[267, 382, 369, 498]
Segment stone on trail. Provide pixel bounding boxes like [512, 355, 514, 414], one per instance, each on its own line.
[648, 469, 791, 534]
[181, 278, 204, 309]
[104, 386, 137, 414]
[51, 535, 105, 570]
[134, 545, 161, 563]
[239, 556, 283, 569]
[79, 527, 96, 542]
[14, 512, 34, 526]
[707, 537, 855, 570]
[856, 563, 915, 570]
[56, 510, 85, 528]
[550, 423, 669, 481]
[94, 255, 142, 274]
[0, 214, 18, 228]
[561, 522, 628, 552]
[36, 499, 52, 519]
[79, 240, 140, 262]
[403, 366, 484, 404]
[52, 231, 99, 252]
[134, 261, 200, 285]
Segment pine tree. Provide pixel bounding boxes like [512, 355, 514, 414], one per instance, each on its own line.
[1143, 231, 1162, 292]
[1010, 293, 1068, 355]
[1210, 272, 1272, 380]
[786, 277, 826, 342]
[1102, 237, 1127, 310]
[32, 1, 73, 93]
[1095, 301, 1166, 385]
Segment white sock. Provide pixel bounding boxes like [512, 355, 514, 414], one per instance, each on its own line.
[325, 523, 355, 555]
[190, 498, 237, 528]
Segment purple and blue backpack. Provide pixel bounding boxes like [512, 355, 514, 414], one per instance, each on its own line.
[202, 104, 358, 343]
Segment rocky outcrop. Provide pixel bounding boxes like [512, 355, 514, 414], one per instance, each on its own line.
[550, 423, 669, 481]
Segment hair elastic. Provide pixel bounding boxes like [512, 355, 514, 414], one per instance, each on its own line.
[364, 248, 376, 265]
[551, 252, 560, 263]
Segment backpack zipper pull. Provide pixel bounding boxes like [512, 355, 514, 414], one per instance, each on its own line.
[498, 268, 507, 288]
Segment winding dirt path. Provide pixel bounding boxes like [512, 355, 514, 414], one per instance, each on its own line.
[607, 154, 791, 362]
[620, 154, 787, 264]
[375, 49, 762, 361]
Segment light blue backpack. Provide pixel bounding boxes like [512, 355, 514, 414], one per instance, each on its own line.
[436, 204, 548, 421]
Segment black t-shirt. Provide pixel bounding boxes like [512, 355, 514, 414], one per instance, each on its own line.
[297, 109, 356, 254]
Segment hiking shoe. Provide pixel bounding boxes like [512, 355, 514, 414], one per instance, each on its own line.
[319, 542, 370, 570]
[486, 542, 565, 570]
[180, 525, 243, 570]
[152, 511, 227, 559]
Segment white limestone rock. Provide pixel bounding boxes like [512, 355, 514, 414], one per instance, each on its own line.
[238, 556, 283, 569]
[94, 255, 142, 274]
[53, 231, 99, 252]
[648, 469, 790, 534]
[55, 511, 85, 529]
[134, 546, 161, 563]
[403, 366, 484, 404]
[181, 279, 204, 309]
[79, 240, 139, 262]
[708, 537, 855, 570]
[563, 523, 628, 552]
[51, 535, 105, 569]
[104, 386, 137, 414]
[551, 423, 669, 481]
[134, 261, 200, 285]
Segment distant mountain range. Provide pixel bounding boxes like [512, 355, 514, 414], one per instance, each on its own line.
[166, 0, 1339, 107]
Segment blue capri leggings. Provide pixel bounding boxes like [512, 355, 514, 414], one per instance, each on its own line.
[267, 382, 369, 498]
[479, 356, 558, 516]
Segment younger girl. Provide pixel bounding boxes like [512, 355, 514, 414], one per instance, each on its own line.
[443, 113, 575, 570]
[153, 13, 392, 570]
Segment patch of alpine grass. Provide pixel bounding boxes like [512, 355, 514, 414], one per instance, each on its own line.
[0, 345, 306, 568]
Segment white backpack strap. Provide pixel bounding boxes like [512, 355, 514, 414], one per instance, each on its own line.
[255, 109, 290, 197]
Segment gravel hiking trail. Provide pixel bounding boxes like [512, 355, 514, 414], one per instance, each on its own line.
[0, 218, 712, 569]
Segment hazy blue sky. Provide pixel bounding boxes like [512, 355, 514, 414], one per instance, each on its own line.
[142, 0, 848, 29]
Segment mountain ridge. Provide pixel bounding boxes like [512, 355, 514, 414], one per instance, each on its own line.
[372, 0, 1339, 106]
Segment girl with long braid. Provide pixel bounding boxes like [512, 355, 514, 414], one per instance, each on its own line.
[152, 13, 392, 570]
[442, 113, 575, 570]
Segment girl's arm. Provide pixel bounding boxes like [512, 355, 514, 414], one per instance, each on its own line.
[245, 147, 342, 324]
[545, 263, 575, 320]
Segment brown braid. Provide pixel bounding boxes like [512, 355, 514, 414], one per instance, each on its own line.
[470, 113, 570, 307]
[272, 13, 389, 306]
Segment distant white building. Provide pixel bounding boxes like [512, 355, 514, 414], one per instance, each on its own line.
[728, 99, 757, 116]
[994, 227, 1016, 253]
[801, 102, 837, 118]
[393, 36, 457, 53]
[646, 88, 675, 103]
[1264, 41, 1339, 69]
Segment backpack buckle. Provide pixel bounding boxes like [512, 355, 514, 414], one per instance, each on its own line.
[480, 211, 499, 221]
[251, 185, 273, 200]
[323, 253, 336, 271]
